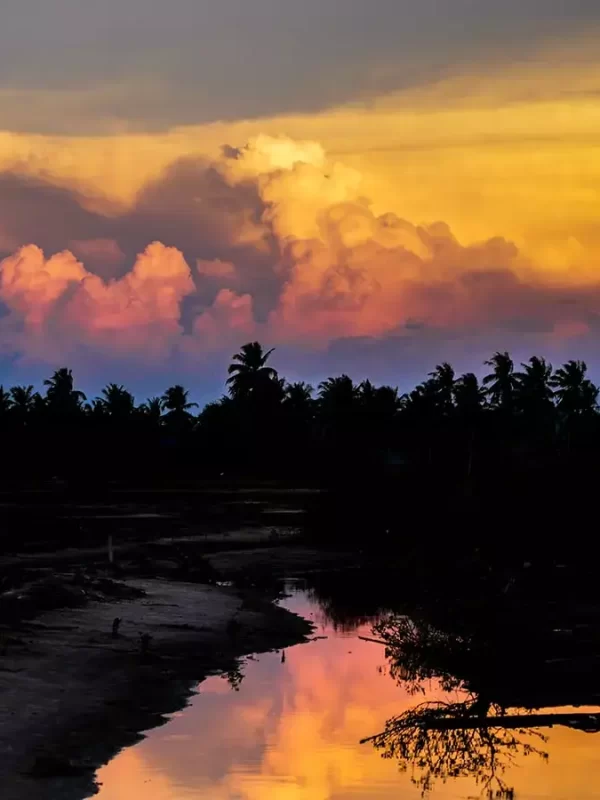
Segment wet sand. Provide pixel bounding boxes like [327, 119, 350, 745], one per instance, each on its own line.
[0, 575, 312, 800]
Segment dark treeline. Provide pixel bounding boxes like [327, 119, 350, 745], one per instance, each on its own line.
[2, 344, 600, 491]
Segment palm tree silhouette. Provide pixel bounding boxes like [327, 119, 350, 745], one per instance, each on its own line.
[99, 384, 136, 418]
[454, 372, 486, 479]
[0, 386, 12, 417]
[10, 385, 38, 422]
[453, 372, 486, 417]
[428, 363, 455, 414]
[161, 385, 198, 431]
[44, 368, 86, 415]
[483, 352, 518, 411]
[284, 382, 314, 415]
[551, 360, 598, 416]
[318, 375, 358, 413]
[515, 357, 553, 416]
[360, 382, 400, 416]
[227, 342, 277, 399]
[161, 385, 197, 415]
[140, 397, 163, 425]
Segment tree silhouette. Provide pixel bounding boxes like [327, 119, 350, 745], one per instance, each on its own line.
[140, 397, 163, 425]
[515, 357, 553, 415]
[362, 611, 554, 797]
[99, 384, 135, 419]
[358, 381, 401, 459]
[161, 385, 198, 435]
[2, 348, 600, 490]
[483, 352, 518, 411]
[454, 373, 486, 418]
[551, 360, 598, 416]
[44, 368, 86, 416]
[0, 386, 11, 417]
[10, 385, 38, 422]
[284, 381, 314, 414]
[362, 697, 547, 798]
[427, 363, 455, 415]
[318, 375, 358, 413]
[227, 342, 277, 399]
[359, 381, 400, 417]
[161, 385, 197, 416]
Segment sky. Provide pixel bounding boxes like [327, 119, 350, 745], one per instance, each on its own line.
[1, 0, 600, 400]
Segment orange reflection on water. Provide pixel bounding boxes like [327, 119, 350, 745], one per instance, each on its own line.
[95, 592, 600, 800]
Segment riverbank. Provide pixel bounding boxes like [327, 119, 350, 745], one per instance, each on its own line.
[0, 573, 312, 800]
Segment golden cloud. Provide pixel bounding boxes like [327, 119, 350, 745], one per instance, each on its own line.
[1, 40, 600, 375]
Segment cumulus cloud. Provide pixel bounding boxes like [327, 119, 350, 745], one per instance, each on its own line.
[0, 242, 195, 362]
[1, 133, 600, 388]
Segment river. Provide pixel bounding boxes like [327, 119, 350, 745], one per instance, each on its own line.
[92, 580, 600, 799]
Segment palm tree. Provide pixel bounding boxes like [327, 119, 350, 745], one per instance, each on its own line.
[10, 385, 39, 424]
[161, 385, 197, 414]
[161, 386, 198, 429]
[227, 342, 278, 399]
[428, 363, 455, 414]
[453, 373, 486, 417]
[86, 398, 108, 421]
[318, 375, 359, 419]
[0, 386, 12, 417]
[284, 382, 314, 415]
[282, 382, 315, 463]
[99, 384, 135, 419]
[44, 368, 86, 415]
[453, 373, 487, 481]
[359, 380, 400, 417]
[483, 352, 518, 411]
[515, 357, 554, 418]
[140, 397, 163, 425]
[402, 379, 440, 418]
[551, 360, 598, 416]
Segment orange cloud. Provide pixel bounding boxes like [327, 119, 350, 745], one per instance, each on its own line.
[0, 242, 194, 362]
[0, 245, 87, 329]
[191, 289, 257, 350]
[0, 134, 600, 375]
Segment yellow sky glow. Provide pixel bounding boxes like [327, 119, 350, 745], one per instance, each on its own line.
[2, 42, 599, 287]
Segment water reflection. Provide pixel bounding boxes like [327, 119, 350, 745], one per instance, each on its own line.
[94, 583, 600, 800]
[362, 696, 549, 798]
[364, 600, 600, 798]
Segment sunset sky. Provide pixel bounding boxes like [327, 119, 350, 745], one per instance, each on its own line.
[2, 1, 600, 397]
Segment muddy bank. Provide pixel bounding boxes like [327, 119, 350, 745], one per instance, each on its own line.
[206, 544, 353, 577]
[0, 575, 311, 800]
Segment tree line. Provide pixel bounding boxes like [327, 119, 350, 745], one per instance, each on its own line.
[1, 342, 599, 482]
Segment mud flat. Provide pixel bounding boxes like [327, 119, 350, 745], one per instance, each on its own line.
[0, 575, 311, 800]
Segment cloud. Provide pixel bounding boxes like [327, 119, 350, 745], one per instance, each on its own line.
[1, 133, 600, 393]
[68, 239, 125, 275]
[1, 2, 599, 134]
[0, 242, 195, 363]
[191, 289, 257, 350]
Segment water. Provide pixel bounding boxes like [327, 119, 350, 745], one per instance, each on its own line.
[94, 584, 600, 799]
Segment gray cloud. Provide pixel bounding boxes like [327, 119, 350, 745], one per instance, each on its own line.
[1, 0, 599, 133]
[0, 160, 281, 312]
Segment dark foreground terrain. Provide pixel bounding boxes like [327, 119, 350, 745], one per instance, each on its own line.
[0, 484, 343, 800]
[2, 479, 600, 799]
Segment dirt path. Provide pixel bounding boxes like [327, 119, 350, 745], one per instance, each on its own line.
[0, 577, 311, 800]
